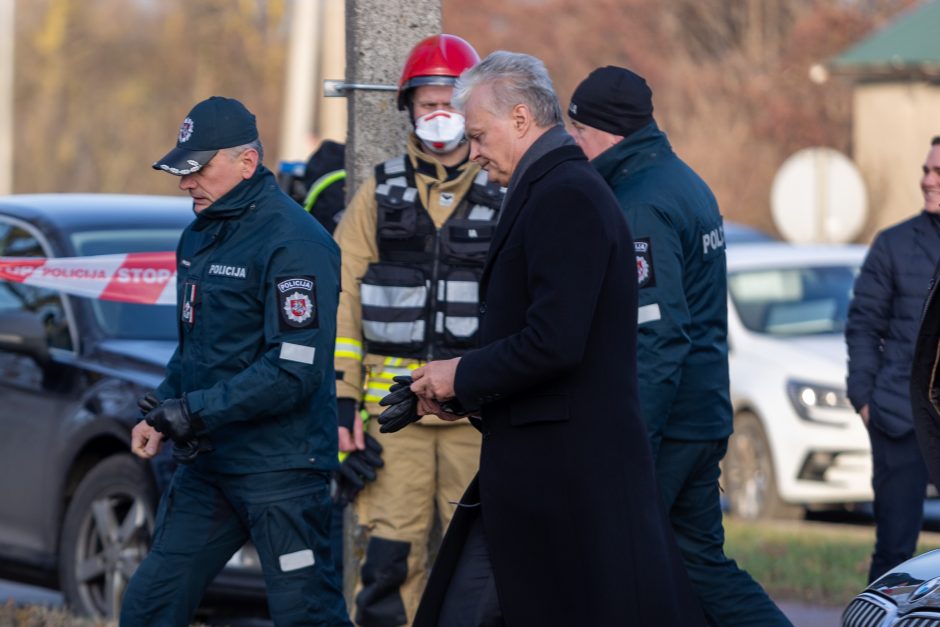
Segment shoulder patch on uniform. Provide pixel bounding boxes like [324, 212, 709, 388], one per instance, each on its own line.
[276, 276, 319, 330]
[634, 238, 656, 289]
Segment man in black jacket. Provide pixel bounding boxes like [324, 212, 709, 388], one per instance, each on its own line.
[123, 96, 350, 626]
[396, 51, 703, 627]
[846, 136, 940, 582]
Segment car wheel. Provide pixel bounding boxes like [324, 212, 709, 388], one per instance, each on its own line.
[722, 411, 802, 520]
[59, 453, 156, 619]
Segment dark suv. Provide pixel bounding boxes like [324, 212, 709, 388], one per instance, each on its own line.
[0, 194, 265, 619]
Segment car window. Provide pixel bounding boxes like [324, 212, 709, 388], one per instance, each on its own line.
[70, 228, 180, 341]
[728, 264, 858, 336]
[0, 220, 73, 350]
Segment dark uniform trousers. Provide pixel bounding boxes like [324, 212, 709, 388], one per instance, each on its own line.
[868, 427, 928, 582]
[120, 465, 351, 627]
[656, 438, 792, 627]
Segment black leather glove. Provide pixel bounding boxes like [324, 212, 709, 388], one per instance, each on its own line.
[377, 376, 421, 433]
[137, 392, 160, 417]
[144, 397, 203, 444]
[337, 398, 357, 432]
[334, 433, 384, 505]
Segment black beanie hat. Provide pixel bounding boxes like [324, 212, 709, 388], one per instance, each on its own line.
[568, 65, 654, 137]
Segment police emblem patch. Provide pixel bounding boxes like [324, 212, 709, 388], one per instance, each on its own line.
[634, 238, 655, 288]
[178, 117, 194, 143]
[284, 292, 312, 323]
[276, 276, 318, 329]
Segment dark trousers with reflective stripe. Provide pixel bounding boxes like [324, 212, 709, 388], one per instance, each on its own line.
[656, 438, 792, 627]
[868, 427, 928, 582]
[120, 465, 351, 627]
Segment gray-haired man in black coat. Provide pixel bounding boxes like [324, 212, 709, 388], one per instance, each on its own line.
[381, 51, 704, 627]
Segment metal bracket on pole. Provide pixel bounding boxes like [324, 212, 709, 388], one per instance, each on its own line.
[323, 79, 397, 97]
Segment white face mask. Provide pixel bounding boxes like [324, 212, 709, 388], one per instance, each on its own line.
[415, 110, 466, 154]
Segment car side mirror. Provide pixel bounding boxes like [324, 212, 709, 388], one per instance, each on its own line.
[0, 309, 50, 364]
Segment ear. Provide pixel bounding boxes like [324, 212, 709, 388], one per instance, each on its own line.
[511, 103, 532, 137]
[239, 148, 260, 179]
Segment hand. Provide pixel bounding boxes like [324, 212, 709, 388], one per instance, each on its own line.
[144, 397, 202, 444]
[131, 420, 164, 459]
[411, 358, 461, 402]
[334, 433, 384, 505]
[337, 398, 365, 452]
[377, 376, 421, 433]
[860, 404, 870, 428]
[416, 397, 467, 423]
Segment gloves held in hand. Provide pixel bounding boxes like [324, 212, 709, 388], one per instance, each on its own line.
[334, 433, 384, 505]
[377, 376, 420, 433]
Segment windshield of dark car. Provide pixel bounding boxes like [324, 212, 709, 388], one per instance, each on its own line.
[728, 264, 858, 336]
[70, 229, 180, 341]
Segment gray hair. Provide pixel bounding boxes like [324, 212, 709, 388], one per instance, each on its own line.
[223, 139, 264, 164]
[453, 51, 563, 128]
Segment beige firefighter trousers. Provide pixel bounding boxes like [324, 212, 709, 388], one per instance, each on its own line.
[354, 418, 481, 626]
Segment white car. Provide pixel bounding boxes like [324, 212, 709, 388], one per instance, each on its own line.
[721, 242, 873, 519]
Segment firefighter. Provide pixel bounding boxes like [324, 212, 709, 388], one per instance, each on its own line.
[332, 34, 503, 626]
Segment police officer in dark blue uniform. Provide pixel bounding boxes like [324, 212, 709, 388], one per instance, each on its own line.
[568, 67, 792, 627]
[121, 96, 351, 627]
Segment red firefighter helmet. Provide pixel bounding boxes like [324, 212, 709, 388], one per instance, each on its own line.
[397, 34, 480, 110]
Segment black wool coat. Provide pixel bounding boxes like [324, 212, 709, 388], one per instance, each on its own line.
[413, 144, 704, 627]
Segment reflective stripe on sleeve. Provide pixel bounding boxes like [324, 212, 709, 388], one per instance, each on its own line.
[638, 303, 662, 325]
[365, 362, 420, 403]
[280, 343, 316, 365]
[334, 337, 363, 361]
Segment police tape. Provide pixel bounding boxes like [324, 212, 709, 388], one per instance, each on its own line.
[0, 252, 177, 305]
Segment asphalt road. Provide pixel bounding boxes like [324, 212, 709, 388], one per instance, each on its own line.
[0, 580, 844, 626]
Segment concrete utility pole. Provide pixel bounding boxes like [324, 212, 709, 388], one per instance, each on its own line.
[344, 0, 440, 195]
[341, 0, 441, 604]
[0, 0, 13, 195]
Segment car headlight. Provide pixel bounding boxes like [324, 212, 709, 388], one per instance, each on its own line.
[786, 379, 852, 424]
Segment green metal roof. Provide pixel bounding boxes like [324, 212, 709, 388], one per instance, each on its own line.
[830, 1, 940, 74]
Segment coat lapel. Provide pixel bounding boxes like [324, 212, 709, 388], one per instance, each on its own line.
[479, 145, 584, 291]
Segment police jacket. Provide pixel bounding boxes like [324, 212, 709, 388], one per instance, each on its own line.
[333, 135, 502, 414]
[591, 121, 732, 447]
[156, 165, 341, 474]
[847, 211, 940, 437]
[913, 258, 940, 486]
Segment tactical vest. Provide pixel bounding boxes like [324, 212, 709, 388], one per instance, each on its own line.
[360, 155, 504, 360]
